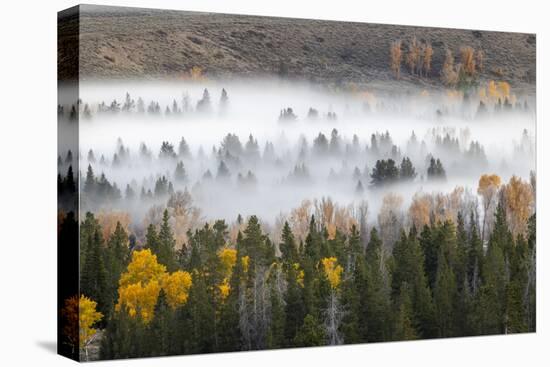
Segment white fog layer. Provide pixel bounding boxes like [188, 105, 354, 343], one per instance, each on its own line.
[68, 80, 535, 238]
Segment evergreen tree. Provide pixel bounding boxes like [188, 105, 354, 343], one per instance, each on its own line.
[284, 261, 306, 345]
[147, 290, 174, 356]
[280, 221, 298, 264]
[399, 157, 417, 180]
[80, 228, 109, 318]
[158, 209, 177, 271]
[393, 282, 418, 340]
[293, 314, 325, 347]
[362, 228, 392, 341]
[370, 159, 399, 186]
[174, 161, 187, 183]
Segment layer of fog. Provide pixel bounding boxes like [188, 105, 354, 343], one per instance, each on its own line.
[70, 79, 535, 229]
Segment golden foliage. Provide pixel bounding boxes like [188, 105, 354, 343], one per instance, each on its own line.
[217, 247, 237, 301]
[293, 262, 305, 288]
[390, 40, 403, 78]
[117, 280, 160, 323]
[218, 278, 231, 300]
[62, 295, 103, 350]
[119, 249, 166, 287]
[162, 270, 193, 309]
[97, 210, 131, 242]
[503, 175, 534, 238]
[116, 249, 192, 323]
[78, 295, 103, 348]
[478, 174, 502, 196]
[460, 46, 476, 76]
[218, 248, 237, 278]
[241, 255, 250, 273]
[321, 257, 343, 289]
[482, 80, 513, 104]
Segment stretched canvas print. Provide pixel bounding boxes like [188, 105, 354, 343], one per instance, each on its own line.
[58, 4, 536, 362]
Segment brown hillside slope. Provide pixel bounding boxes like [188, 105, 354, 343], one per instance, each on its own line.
[66, 5, 535, 93]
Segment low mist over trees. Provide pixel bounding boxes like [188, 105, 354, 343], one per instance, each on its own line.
[57, 79, 536, 360]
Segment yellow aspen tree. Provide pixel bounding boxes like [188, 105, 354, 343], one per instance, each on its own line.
[321, 257, 343, 289]
[218, 248, 237, 278]
[162, 270, 193, 309]
[116, 249, 167, 323]
[504, 175, 534, 238]
[217, 248, 237, 300]
[79, 295, 103, 357]
[460, 46, 476, 76]
[61, 295, 103, 360]
[390, 40, 403, 78]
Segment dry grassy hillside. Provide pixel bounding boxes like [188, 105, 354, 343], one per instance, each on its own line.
[62, 5, 535, 93]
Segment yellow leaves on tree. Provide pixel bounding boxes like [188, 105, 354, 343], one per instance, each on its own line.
[390, 40, 403, 78]
[481, 80, 513, 104]
[61, 295, 103, 352]
[321, 257, 343, 290]
[478, 174, 501, 199]
[119, 249, 167, 287]
[460, 46, 476, 76]
[218, 248, 237, 278]
[116, 249, 192, 323]
[241, 255, 250, 273]
[503, 175, 534, 238]
[79, 295, 103, 349]
[162, 271, 193, 309]
[217, 248, 237, 300]
[218, 279, 231, 300]
[117, 279, 161, 323]
[293, 263, 305, 288]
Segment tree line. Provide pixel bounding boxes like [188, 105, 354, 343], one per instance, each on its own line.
[60, 185, 535, 360]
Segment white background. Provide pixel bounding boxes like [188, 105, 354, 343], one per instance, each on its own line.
[0, 0, 547, 365]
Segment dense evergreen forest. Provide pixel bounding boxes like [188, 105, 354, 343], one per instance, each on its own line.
[58, 80, 536, 360]
[58, 177, 535, 359]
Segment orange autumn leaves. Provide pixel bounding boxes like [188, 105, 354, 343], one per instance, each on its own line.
[116, 249, 192, 323]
